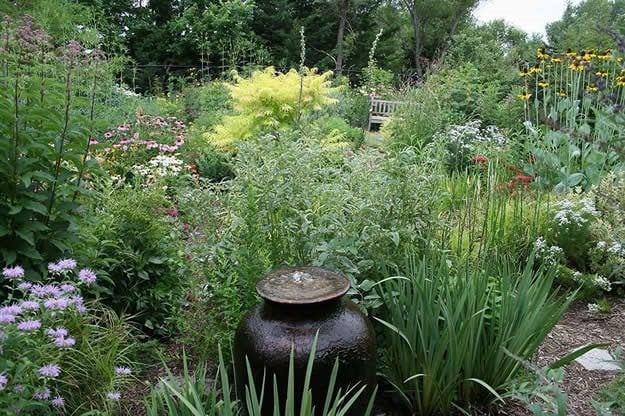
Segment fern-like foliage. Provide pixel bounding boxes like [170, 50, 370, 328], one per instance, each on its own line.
[207, 67, 338, 149]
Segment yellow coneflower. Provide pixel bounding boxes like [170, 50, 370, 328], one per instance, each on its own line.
[519, 68, 530, 77]
[586, 84, 598, 92]
[617, 76, 625, 87]
[586, 49, 596, 59]
[538, 81, 549, 88]
[518, 91, 532, 100]
[595, 70, 608, 78]
[537, 47, 550, 60]
[618, 57, 624, 63]
[552, 56, 562, 63]
[530, 64, 543, 74]
[566, 48, 576, 57]
[569, 62, 586, 71]
[597, 49, 612, 60]
[556, 91, 567, 97]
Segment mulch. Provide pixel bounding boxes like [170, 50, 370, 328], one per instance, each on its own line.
[505, 296, 625, 416]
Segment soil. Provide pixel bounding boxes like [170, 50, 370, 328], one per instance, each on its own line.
[121, 298, 625, 416]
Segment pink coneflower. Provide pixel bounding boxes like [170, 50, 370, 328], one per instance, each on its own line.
[117, 124, 129, 132]
[89, 138, 98, 145]
[104, 131, 113, 139]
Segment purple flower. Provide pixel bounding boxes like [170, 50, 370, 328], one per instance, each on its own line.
[78, 268, 97, 285]
[20, 300, 39, 311]
[0, 373, 7, 390]
[0, 305, 22, 315]
[39, 364, 60, 378]
[0, 314, 16, 324]
[17, 319, 41, 331]
[2, 266, 24, 279]
[47, 327, 68, 337]
[76, 304, 87, 314]
[57, 259, 76, 270]
[60, 284, 76, 293]
[44, 298, 70, 310]
[54, 336, 75, 348]
[14, 384, 23, 393]
[106, 391, 121, 401]
[17, 282, 32, 291]
[51, 395, 65, 407]
[48, 262, 63, 273]
[33, 387, 51, 400]
[114, 366, 132, 375]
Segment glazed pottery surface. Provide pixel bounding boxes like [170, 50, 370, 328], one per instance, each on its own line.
[234, 266, 376, 415]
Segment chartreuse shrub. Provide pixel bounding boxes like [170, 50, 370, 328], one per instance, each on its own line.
[145, 336, 376, 416]
[73, 183, 185, 335]
[0, 15, 107, 276]
[376, 253, 572, 415]
[206, 67, 338, 150]
[0, 260, 139, 414]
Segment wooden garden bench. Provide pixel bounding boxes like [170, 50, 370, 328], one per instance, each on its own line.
[368, 98, 404, 131]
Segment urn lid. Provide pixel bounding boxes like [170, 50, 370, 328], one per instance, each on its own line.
[256, 266, 350, 305]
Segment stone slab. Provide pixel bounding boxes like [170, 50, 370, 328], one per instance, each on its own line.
[574, 348, 622, 371]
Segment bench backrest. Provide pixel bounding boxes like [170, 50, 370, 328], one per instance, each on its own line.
[369, 99, 404, 116]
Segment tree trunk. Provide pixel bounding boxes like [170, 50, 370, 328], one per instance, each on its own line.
[335, 0, 349, 78]
[409, 6, 423, 77]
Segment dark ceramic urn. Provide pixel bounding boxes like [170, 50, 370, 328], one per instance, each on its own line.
[234, 267, 376, 416]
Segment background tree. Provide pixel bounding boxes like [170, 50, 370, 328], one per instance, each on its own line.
[396, 0, 481, 77]
[546, 0, 625, 51]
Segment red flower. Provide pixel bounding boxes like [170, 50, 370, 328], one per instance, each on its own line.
[472, 155, 489, 163]
[513, 175, 534, 185]
[165, 208, 179, 218]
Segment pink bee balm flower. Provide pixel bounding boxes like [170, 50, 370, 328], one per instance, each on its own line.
[39, 364, 61, 378]
[78, 268, 97, 285]
[2, 265, 24, 279]
[17, 319, 41, 331]
[106, 391, 121, 401]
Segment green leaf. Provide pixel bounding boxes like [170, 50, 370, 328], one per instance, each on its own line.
[0, 223, 9, 237]
[8, 204, 23, 215]
[17, 246, 43, 261]
[23, 200, 49, 216]
[15, 230, 35, 246]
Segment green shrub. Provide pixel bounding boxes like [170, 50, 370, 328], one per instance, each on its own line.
[185, 136, 441, 355]
[376, 253, 572, 415]
[308, 116, 365, 148]
[182, 81, 232, 126]
[74, 184, 186, 335]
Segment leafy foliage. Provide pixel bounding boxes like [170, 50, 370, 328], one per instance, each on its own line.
[376, 253, 572, 415]
[0, 15, 106, 277]
[207, 67, 338, 149]
[74, 184, 186, 335]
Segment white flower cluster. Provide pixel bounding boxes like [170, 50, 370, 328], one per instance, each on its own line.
[587, 303, 601, 313]
[438, 120, 507, 155]
[592, 274, 612, 292]
[553, 198, 600, 227]
[533, 236, 563, 266]
[133, 155, 185, 180]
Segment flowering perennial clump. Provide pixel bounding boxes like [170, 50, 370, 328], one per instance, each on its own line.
[0, 258, 133, 413]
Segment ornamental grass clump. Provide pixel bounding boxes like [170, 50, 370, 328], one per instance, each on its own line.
[376, 253, 572, 415]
